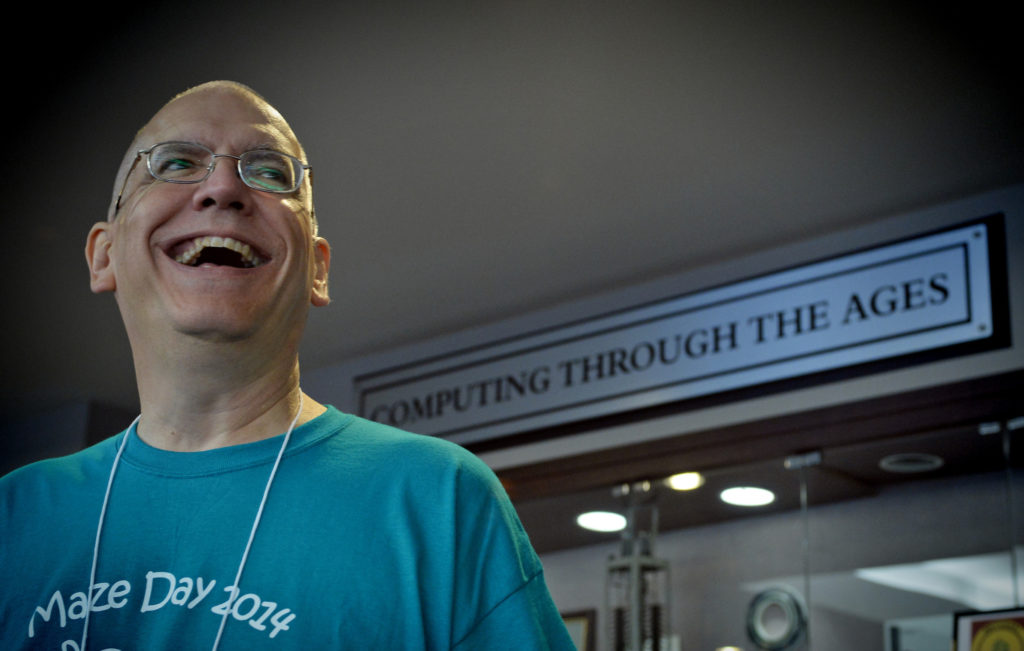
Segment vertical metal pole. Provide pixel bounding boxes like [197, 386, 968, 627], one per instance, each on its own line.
[799, 465, 812, 650]
[786, 451, 820, 651]
[1004, 424, 1021, 607]
[663, 562, 672, 651]
[630, 555, 641, 651]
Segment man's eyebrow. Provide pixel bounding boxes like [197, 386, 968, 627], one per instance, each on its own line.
[154, 139, 301, 159]
[247, 142, 304, 157]
[162, 140, 292, 153]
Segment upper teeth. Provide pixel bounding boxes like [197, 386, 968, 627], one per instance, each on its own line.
[174, 236, 264, 267]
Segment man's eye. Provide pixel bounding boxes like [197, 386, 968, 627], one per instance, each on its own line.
[153, 155, 204, 179]
[253, 165, 285, 180]
[162, 158, 196, 171]
[244, 156, 294, 190]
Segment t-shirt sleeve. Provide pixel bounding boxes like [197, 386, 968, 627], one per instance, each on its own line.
[453, 570, 576, 650]
[447, 448, 576, 650]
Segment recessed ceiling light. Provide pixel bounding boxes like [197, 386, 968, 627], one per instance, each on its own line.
[879, 452, 944, 474]
[720, 486, 775, 507]
[576, 511, 627, 532]
[667, 471, 706, 491]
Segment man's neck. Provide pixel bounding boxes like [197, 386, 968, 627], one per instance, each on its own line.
[130, 338, 325, 452]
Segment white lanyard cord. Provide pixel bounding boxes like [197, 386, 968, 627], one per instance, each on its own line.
[212, 393, 303, 651]
[82, 395, 304, 651]
[81, 414, 138, 651]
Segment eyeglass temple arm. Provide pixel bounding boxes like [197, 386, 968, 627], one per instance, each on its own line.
[113, 153, 145, 216]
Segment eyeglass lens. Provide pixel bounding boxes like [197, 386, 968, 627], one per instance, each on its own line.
[147, 142, 302, 193]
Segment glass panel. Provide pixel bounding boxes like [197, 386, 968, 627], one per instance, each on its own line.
[532, 420, 1023, 651]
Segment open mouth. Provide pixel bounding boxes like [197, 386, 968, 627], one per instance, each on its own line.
[173, 236, 266, 268]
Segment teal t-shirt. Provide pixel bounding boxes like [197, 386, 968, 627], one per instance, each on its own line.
[0, 407, 573, 650]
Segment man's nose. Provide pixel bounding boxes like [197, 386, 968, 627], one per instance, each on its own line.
[193, 156, 249, 211]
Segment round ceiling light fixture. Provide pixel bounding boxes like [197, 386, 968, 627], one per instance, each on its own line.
[720, 486, 776, 507]
[667, 471, 706, 491]
[576, 511, 627, 532]
[879, 452, 944, 474]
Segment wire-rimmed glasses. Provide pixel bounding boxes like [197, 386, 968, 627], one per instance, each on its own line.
[113, 141, 311, 214]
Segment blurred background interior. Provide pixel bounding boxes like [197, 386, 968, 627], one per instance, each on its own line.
[2, 2, 1021, 649]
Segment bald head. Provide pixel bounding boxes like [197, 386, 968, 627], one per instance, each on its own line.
[144, 81, 305, 158]
[87, 78, 331, 358]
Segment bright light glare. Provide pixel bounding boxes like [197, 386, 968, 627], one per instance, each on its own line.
[576, 511, 627, 532]
[667, 471, 705, 491]
[720, 486, 775, 507]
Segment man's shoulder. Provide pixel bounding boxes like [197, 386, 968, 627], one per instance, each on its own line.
[346, 410, 478, 451]
[0, 434, 120, 499]
[327, 409, 496, 480]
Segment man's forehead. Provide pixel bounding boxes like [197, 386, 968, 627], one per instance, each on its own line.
[137, 86, 302, 155]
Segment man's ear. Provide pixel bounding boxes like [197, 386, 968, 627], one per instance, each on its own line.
[310, 236, 331, 307]
[86, 222, 117, 293]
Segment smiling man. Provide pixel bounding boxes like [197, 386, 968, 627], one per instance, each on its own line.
[0, 81, 573, 650]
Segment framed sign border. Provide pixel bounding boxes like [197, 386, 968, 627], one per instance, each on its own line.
[355, 214, 1010, 445]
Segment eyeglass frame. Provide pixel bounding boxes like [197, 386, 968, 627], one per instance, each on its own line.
[113, 141, 313, 216]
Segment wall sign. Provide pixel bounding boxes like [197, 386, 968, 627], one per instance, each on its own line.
[356, 218, 1001, 445]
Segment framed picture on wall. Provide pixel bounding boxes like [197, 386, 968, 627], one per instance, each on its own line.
[561, 609, 596, 651]
[954, 607, 1024, 650]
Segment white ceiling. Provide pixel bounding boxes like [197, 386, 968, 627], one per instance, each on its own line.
[2, 1, 1020, 420]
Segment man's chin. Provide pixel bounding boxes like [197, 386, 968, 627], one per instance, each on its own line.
[173, 318, 262, 343]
